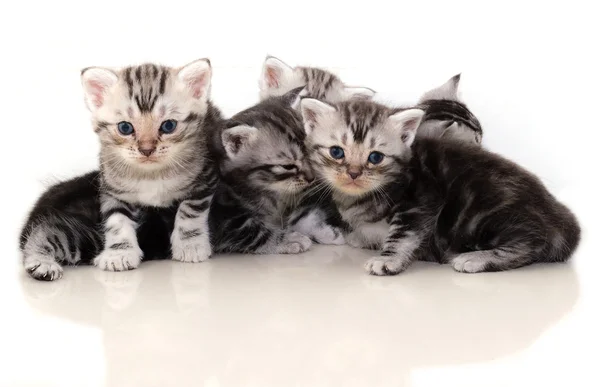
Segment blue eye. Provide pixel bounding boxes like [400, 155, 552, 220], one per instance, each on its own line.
[117, 121, 134, 135]
[329, 146, 345, 159]
[368, 151, 384, 164]
[160, 119, 177, 134]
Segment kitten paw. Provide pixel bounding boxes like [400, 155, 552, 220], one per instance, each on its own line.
[450, 255, 488, 273]
[313, 226, 346, 245]
[278, 232, 313, 254]
[172, 237, 211, 263]
[94, 248, 142, 272]
[24, 256, 63, 281]
[364, 256, 410, 276]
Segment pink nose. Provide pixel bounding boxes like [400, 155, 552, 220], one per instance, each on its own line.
[139, 147, 156, 157]
[347, 170, 362, 180]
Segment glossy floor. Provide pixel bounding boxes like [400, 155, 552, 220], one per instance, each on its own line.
[3, 186, 599, 387]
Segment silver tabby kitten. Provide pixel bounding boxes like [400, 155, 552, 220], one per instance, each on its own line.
[416, 74, 483, 145]
[259, 56, 375, 106]
[209, 90, 344, 254]
[301, 98, 580, 275]
[20, 59, 221, 280]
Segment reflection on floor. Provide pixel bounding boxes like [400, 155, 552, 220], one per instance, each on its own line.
[10, 245, 582, 387]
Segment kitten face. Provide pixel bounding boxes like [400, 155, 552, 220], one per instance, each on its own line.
[259, 56, 375, 104]
[81, 60, 212, 172]
[221, 104, 314, 195]
[301, 99, 424, 197]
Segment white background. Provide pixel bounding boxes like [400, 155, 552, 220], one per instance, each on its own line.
[1, 1, 599, 386]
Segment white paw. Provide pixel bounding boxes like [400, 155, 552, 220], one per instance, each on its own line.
[451, 255, 487, 273]
[346, 232, 365, 248]
[278, 232, 313, 254]
[94, 248, 142, 272]
[24, 256, 63, 281]
[364, 256, 410, 276]
[313, 226, 346, 245]
[172, 236, 211, 263]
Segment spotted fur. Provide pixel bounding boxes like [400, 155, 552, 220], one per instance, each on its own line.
[301, 98, 580, 275]
[20, 60, 223, 280]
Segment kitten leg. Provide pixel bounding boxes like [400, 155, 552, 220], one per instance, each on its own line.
[94, 195, 143, 272]
[450, 248, 532, 273]
[289, 209, 345, 245]
[255, 231, 313, 254]
[22, 225, 65, 281]
[171, 197, 212, 263]
[364, 210, 423, 276]
[364, 233, 422, 276]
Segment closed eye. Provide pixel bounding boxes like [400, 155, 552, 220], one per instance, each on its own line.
[271, 164, 298, 174]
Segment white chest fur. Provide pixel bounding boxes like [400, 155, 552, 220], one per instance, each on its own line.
[114, 177, 189, 207]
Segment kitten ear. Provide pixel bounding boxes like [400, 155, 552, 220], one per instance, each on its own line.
[260, 56, 294, 91]
[419, 73, 461, 102]
[343, 86, 376, 100]
[300, 98, 336, 136]
[287, 87, 308, 110]
[388, 109, 425, 147]
[178, 58, 212, 100]
[222, 125, 258, 158]
[81, 67, 118, 111]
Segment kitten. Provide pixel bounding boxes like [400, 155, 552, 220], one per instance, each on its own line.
[20, 60, 222, 280]
[259, 56, 375, 105]
[209, 90, 343, 254]
[416, 74, 483, 145]
[300, 98, 580, 275]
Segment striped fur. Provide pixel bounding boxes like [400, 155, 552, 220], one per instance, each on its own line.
[20, 60, 223, 280]
[209, 90, 343, 254]
[259, 56, 375, 105]
[301, 99, 580, 275]
[416, 74, 483, 145]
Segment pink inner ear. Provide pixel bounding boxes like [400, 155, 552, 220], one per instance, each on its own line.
[186, 73, 208, 99]
[265, 66, 280, 88]
[88, 80, 106, 108]
[404, 118, 420, 131]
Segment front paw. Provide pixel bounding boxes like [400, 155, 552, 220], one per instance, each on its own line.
[24, 256, 63, 281]
[172, 236, 212, 263]
[313, 226, 346, 245]
[277, 232, 313, 254]
[364, 256, 411, 276]
[94, 248, 142, 272]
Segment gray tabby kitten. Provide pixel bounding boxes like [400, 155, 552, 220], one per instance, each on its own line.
[259, 56, 375, 105]
[300, 98, 580, 275]
[209, 90, 344, 254]
[416, 74, 483, 145]
[20, 59, 221, 280]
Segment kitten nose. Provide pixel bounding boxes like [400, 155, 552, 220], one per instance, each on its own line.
[139, 146, 156, 157]
[347, 169, 362, 180]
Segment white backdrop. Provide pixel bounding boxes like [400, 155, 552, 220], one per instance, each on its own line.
[1, 0, 598, 193]
[1, 1, 600, 386]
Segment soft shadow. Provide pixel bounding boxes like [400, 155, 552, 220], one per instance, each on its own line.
[20, 247, 579, 387]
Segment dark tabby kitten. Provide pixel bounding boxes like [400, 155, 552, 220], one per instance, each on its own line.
[416, 74, 483, 145]
[259, 56, 375, 105]
[300, 98, 580, 275]
[20, 59, 222, 280]
[209, 90, 344, 254]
